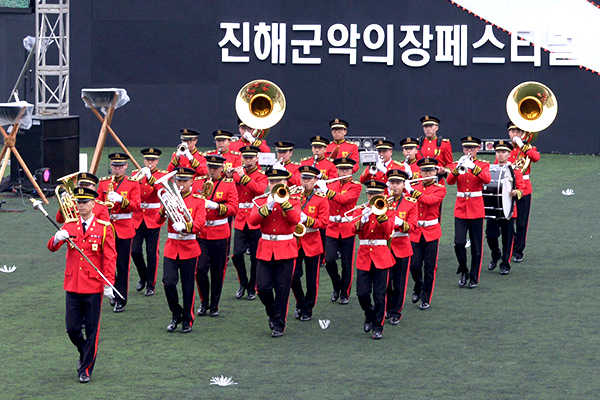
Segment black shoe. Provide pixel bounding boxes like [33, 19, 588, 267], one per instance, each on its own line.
[181, 322, 192, 334]
[390, 316, 401, 325]
[513, 254, 523, 263]
[136, 279, 145, 292]
[268, 318, 275, 330]
[271, 329, 284, 338]
[209, 310, 219, 317]
[197, 305, 207, 316]
[331, 291, 339, 302]
[144, 288, 155, 296]
[247, 292, 256, 300]
[79, 372, 90, 383]
[235, 285, 246, 299]
[500, 268, 510, 275]
[339, 297, 349, 305]
[363, 321, 373, 333]
[419, 301, 430, 310]
[458, 273, 468, 287]
[372, 330, 383, 340]
[113, 303, 125, 313]
[109, 297, 116, 307]
[411, 292, 420, 303]
[488, 260, 497, 271]
[166, 318, 180, 332]
[300, 314, 312, 321]
[385, 312, 390, 319]
[468, 280, 478, 289]
[294, 308, 301, 319]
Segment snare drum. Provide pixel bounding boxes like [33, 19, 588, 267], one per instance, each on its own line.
[483, 165, 514, 219]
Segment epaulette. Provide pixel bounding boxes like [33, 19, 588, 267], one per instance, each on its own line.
[289, 161, 301, 166]
[352, 180, 361, 185]
[315, 191, 327, 198]
[99, 176, 111, 181]
[258, 170, 265, 174]
[479, 159, 490, 163]
[195, 175, 207, 180]
[435, 183, 445, 187]
[300, 156, 312, 161]
[230, 150, 241, 155]
[193, 194, 203, 199]
[326, 157, 334, 162]
[404, 196, 417, 203]
[96, 219, 111, 226]
[442, 138, 450, 142]
[126, 177, 136, 182]
[223, 177, 234, 182]
[131, 169, 140, 174]
[159, 169, 168, 173]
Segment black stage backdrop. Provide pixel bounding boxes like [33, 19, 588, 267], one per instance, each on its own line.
[1, 0, 599, 153]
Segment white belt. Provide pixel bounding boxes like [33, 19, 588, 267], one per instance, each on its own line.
[329, 215, 351, 223]
[456, 191, 482, 198]
[238, 202, 254, 209]
[110, 213, 132, 220]
[167, 233, 196, 240]
[205, 218, 228, 227]
[305, 227, 319, 233]
[261, 233, 294, 241]
[523, 174, 530, 180]
[418, 219, 439, 227]
[140, 202, 161, 209]
[391, 232, 409, 238]
[359, 239, 388, 246]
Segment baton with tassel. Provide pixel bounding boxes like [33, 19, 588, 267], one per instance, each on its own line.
[31, 198, 126, 301]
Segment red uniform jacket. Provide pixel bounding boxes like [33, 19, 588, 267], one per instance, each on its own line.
[417, 136, 453, 167]
[359, 159, 405, 184]
[192, 176, 238, 240]
[446, 159, 491, 219]
[157, 192, 206, 260]
[233, 166, 268, 230]
[325, 178, 362, 239]
[283, 161, 301, 187]
[205, 149, 242, 173]
[47, 216, 116, 294]
[297, 190, 330, 257]
[167, 149, 208, 177]
[55, 201, 109, 224]
[230, 137, 271, 153]
[131, 168, 167, 229]
[506, 144, 540, 196]
[405, 159, 421, 179]
[299, 156, 338, 180]
[97, 176, 141, 239]
[352, 209, 395, 270]
[248, 196, 301, 261]
[409, 182, 447, 242]
[325, 139, 360, 173]
[387, 195, 418, 258]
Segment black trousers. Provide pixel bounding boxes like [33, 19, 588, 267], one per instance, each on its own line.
[65, 291, 102, 377]
[325, 235, 355, 299]
[232, 226, 261, 293]
[356, 265, 389, 332]
[513, 194, 531, 257]
[196, 238, 228, 312]
[131, 220, 160, 289]
[163, 256, 197, 324]
[114, 237, 133, 306]
[486, 217, 515, 270]
[410, 237, 440, 303]
[291, 248, 321, 317]
[257, 257, 295, 332]
[454, 217, 484, 284]
[387, 256, 410, 317]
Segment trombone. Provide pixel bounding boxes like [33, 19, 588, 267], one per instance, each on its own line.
[343, 195, 388, 222]
[251, 184, 304, 208]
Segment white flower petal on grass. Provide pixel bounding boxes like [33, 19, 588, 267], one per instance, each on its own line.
[561, 189, 574, 196]
[0, 265, 17, 273]
[319, 319, 331, 329]
[210, 375, 238, 386]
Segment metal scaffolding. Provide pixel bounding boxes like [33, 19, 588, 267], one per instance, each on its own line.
[35, 0, 69, 116]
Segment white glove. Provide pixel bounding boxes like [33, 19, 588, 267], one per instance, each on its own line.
[54, 229, 69, 243]
[103, 285, 115, 300]
[404, 163, 413, 178]
[266, 194, 275, 211]
[513, 136, 524, 148]
[107, 191, 123, 203]
[172, 221, 186, 233]
[176, 147, 185, 156]
[300, 212, 308, 223]
[205, 200, 218, 210]
[360, 209, 371, 224]
[404, 181, 413, 193]
[457, 155, 468, 164]
[463, 159, 476, 170]
[243, 131, 255, 143]
[394, 216, 404, 227]
[376, 161, 387, 174]
[316, 180, 328, 193]
[141, 167, 152, 179]
[273, 161, 286, 171]
[183, 149, 194, 161]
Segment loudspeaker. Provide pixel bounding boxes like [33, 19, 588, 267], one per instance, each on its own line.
[10, 115, 79, 189]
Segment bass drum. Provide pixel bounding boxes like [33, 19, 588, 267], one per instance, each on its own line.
[483, 165, 515, 219]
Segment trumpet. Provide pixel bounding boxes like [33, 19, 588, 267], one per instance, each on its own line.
[456, 154, 473, 175]
[55, 172, 79, 223]
[293, 223, 307, 238]
[177, 141, 189, 153]
[344, 195, 388, 222]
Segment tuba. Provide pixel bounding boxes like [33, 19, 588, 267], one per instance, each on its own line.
[55, 172, 79, 223]
[235, 79, 286, 140]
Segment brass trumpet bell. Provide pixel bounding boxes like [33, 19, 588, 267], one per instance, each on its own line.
[235, 79, 286, 130]
[369, 195, 388, 216]
[272, 183, 290, 203]
[506, 81, 557, 133]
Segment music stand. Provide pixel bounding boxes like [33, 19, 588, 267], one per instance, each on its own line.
[0, 101, 49, 204]
[81, 88, 141, 174]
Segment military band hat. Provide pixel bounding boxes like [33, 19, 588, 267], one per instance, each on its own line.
[298, 165, 320, 178]
[140, 148, 162, 158]
[240, 145, 260, 157]
[73, 187, 98, 200]
[494, 140, 514, 152]
[180, 128, 200, 140]
[363, 180, 387, 193]
[386, 169, 409, 181]
[265, 168, 291, 180]
[212, 129, 234, 140]
[374, 139, 395, 150]
[420, 115, 440, 126]
[274, 141, 295, 151]
[506, 121, 519, 130]
[400, 137, 419, 148]
[237, 118, 248, 127]
[329, 118, 349, 130]
[310, 135, 330, 147]
[333, 157, 357, 168]
[416, 157, 438, 171]
[205, 155, 226, 168]
[76, 172, 99, 186]
[461, 136, 482, 147]
[108, 152, 130, 165]
[174, 167, 196, 180]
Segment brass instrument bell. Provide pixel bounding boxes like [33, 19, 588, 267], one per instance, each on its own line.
[235, 79, 286, 133]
